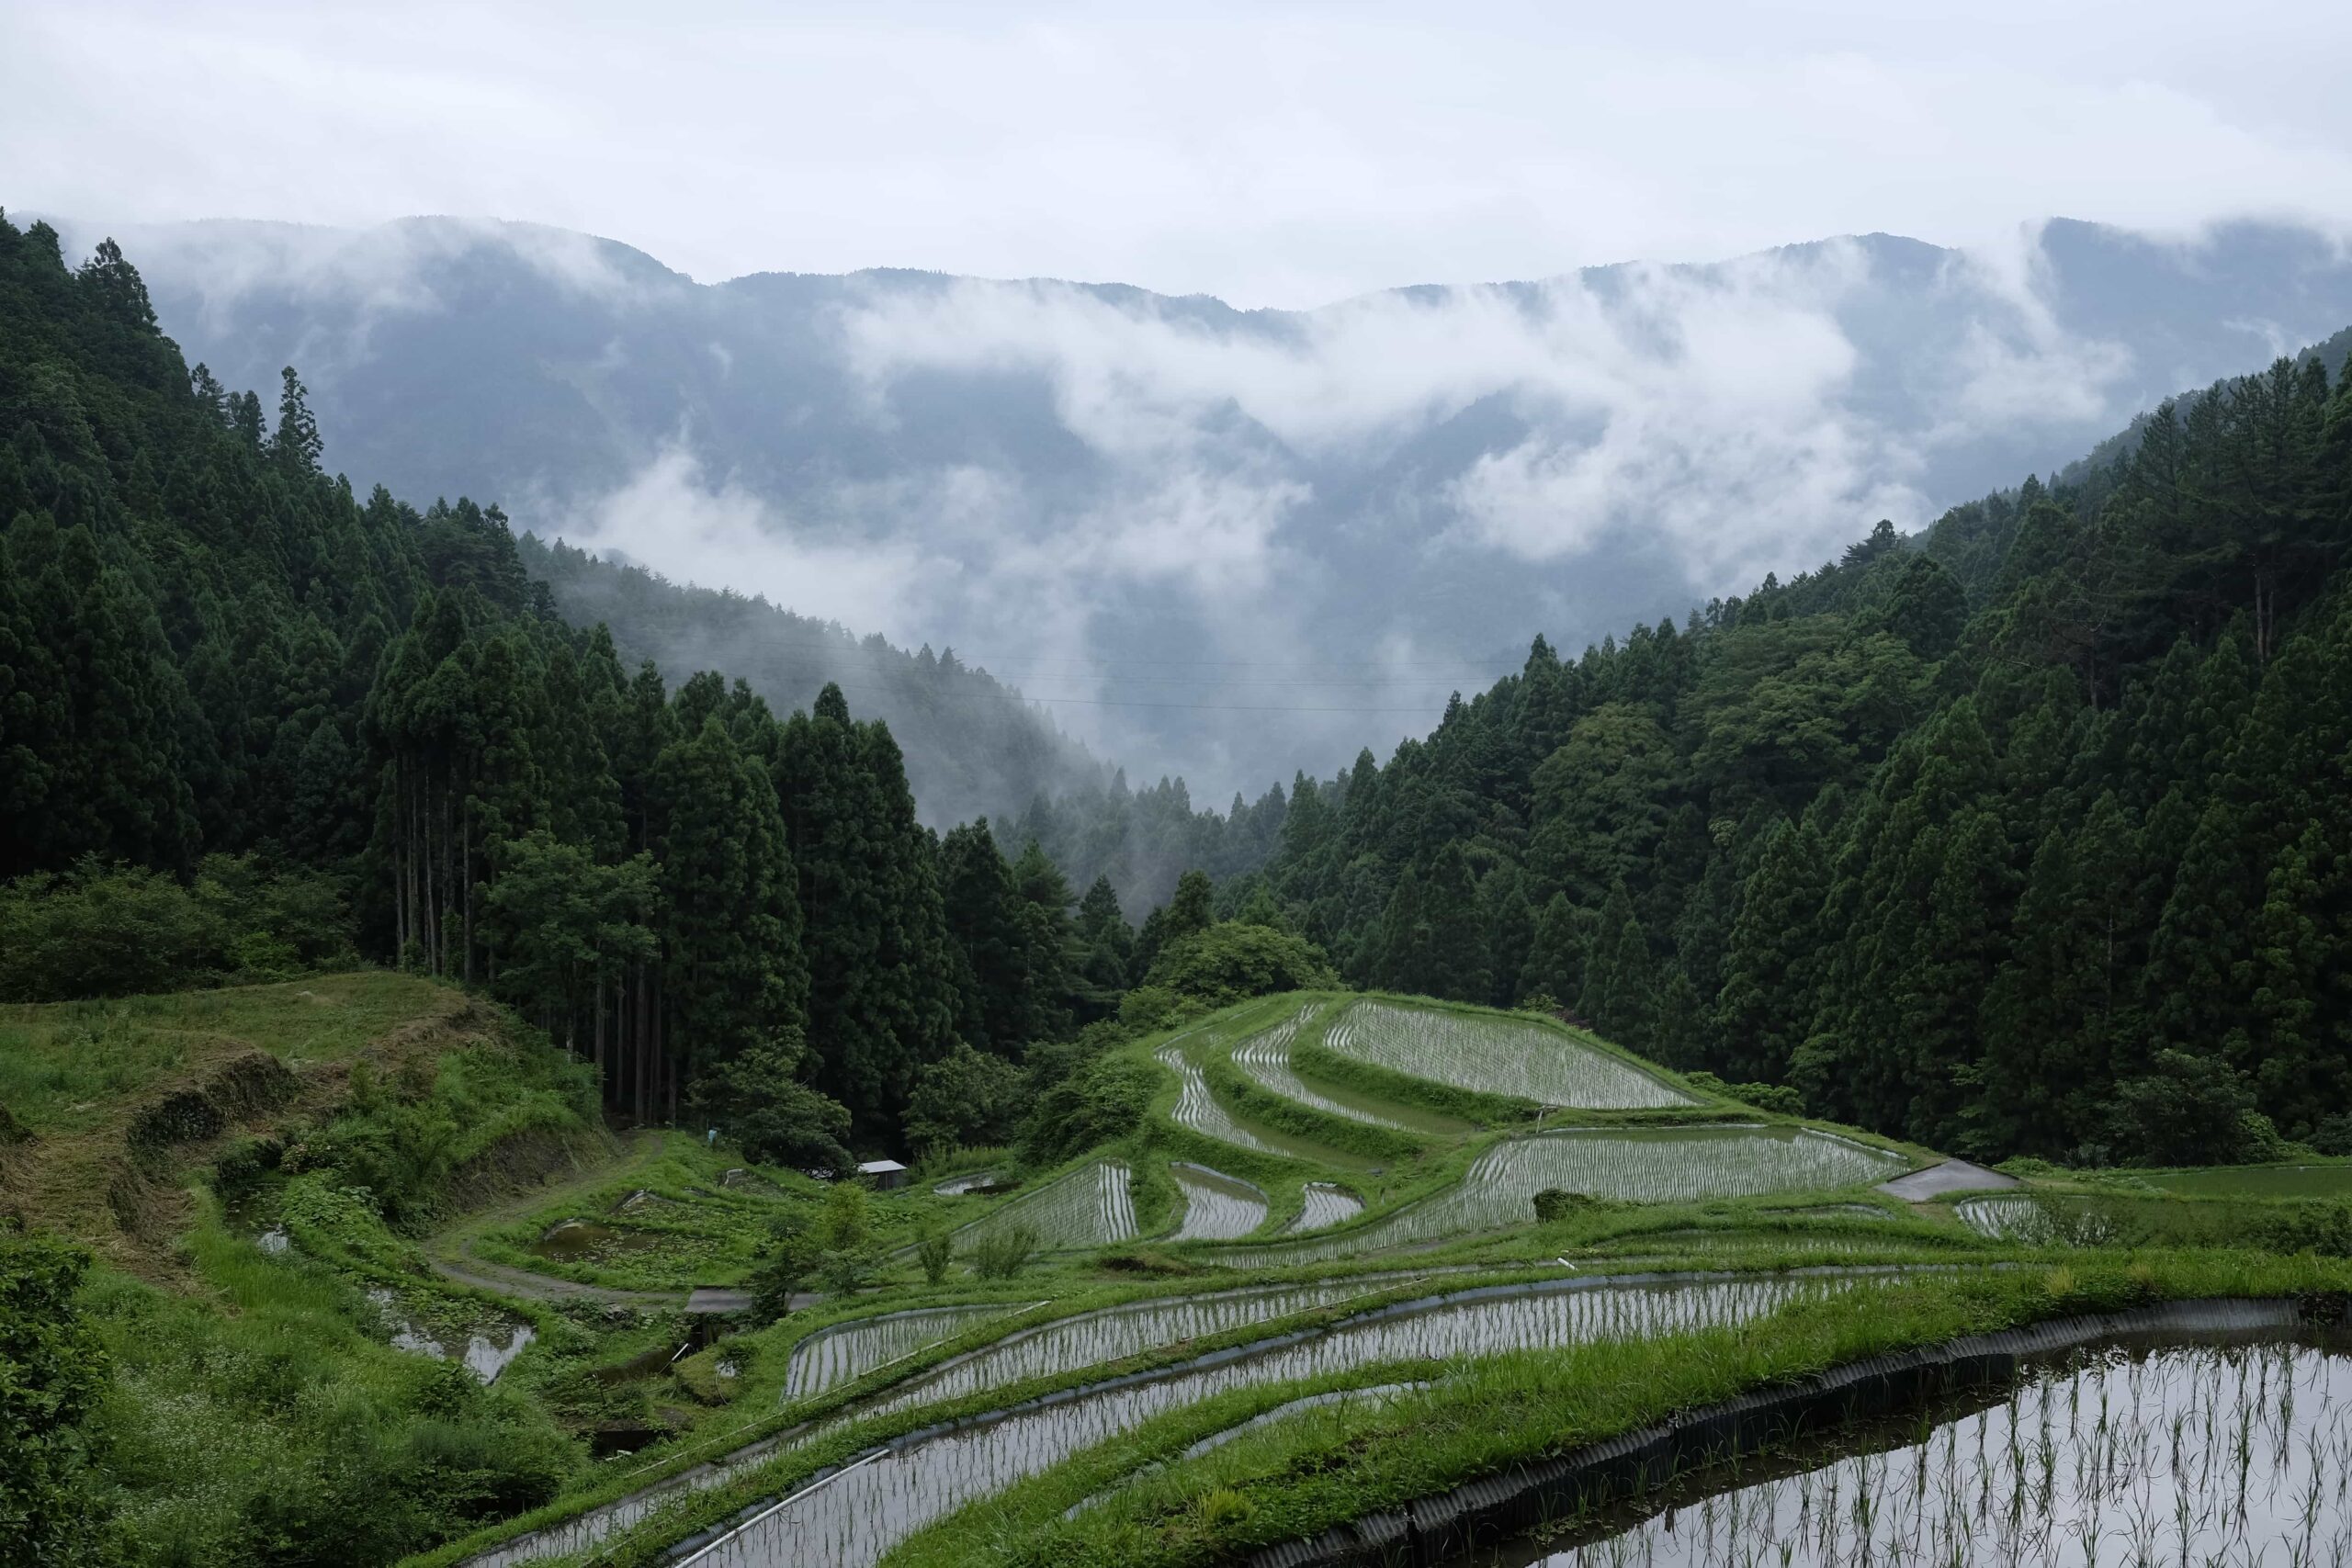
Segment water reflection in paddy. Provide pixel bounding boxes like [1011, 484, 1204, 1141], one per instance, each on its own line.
[1480, 1336, 2352, 1568]
[687, 1274, 1862, 1568]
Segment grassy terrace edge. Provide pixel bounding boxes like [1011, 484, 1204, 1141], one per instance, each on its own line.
[397, 1259, 1570, 1568]
[877, 1252, 2352, 1568]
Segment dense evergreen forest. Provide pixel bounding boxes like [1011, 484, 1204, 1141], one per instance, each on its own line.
[0, 215, 1159, 1151]
[518, 533, 1291, 913]
[1238, 350, 2352, 1168]
[515, 534, 1105, 831]
[9, 213, 2350, 1173]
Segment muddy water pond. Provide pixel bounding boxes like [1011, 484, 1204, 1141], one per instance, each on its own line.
[1468, 1332, 2352, 1568]
[685, 1274, 1871, 1568]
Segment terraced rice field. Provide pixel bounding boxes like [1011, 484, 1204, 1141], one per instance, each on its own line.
[1158, 1036, 1364, 1167]
[682, 1274, 1865, 1568]
[954, 1160, 1136, 1252]
[1215, 1127, 1910, 1268]
[783, 1303, 1036, 1402]
[1514, 1338, 2352, 1567]
[1955, 1193, 2120, 1246]
[1327, 1001, 1694, 1108]
[856, 1277, 1421, 1420]
[1159, 1040, 1281, 1155]
[1233, 1004, 1414, 1131]
[1286, 1181, 1364, 1234]
[2138, 1163, 2352, 1199]
[1168, 1163, 1269, 1241]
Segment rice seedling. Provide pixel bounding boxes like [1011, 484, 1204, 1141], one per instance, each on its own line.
[1168, 1163, 1270, 1242]
[1158, 1040, 1283, 1154]
[783, 1304, 1035, 1402]
[1216, 1127, 1907, 1267]
[1325, 1000, 1694, 1109]
[950, 1160, 1136, 1253]
[1284, 1181, 1365, 1235]
[678, 1276, 1852, 1568]
[1515, 1338, 2352, 1568]
[1233, 1003, 1413, 1130]
[1957, 1194, 2125, 1247]
[853, 1279, 1417, 1420]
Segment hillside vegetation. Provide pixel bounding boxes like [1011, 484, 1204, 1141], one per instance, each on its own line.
[1233, 347, 2352, 1168]
[0, 214, 1135, 1149]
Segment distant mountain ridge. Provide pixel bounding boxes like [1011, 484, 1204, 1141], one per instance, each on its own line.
[68, 213, 2352, 798]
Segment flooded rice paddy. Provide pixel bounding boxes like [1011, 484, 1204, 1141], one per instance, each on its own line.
[1287, 1181, 1366, 1233]
[848, 1277, 1419, 1420]
[1234, 1003, 1419, 1132]
[1328, 1002, 1695, 1110]
[460, 1278, 1445, 1566]
[684, 1274, 1859, 1568]
[1482, 1335, 2352, 1568]
[1956, 1193, 2123, 1246]
[1169, 1162, 1270, 1241]
[784, 1303, 1037, 1402]
[1216, 1127, 1910, 1268]
[951, 1160, 1136, 1252]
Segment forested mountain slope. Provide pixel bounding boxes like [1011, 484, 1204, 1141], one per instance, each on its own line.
[515, 532, 1283, 912]
[1243, 345, 2352, 1168]
[0, 216, 1116, 1145]
[77, 214, 2352, 797]
[517, 533, 1102, 829]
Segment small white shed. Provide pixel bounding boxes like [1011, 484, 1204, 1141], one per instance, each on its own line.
[856, 1158, 910, 1190]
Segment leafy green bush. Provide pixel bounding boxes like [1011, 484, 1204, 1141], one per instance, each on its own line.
[967, 1224, 1039, 1280]
[0, 1224, 111, 1565]
[904, 1043, 1030, 1163]
[684, 1031, 853, 1175]
[1020, 1053, 1155, 1168]
[1140, 921, 1340, 1009]
[1681, 1070, 1805, 1115]
[0, 855, 356, 1002]
[915, 1228, 955, 1285]
[1117, 986, 1202, 1033]
[746, 1184, 883, 1319]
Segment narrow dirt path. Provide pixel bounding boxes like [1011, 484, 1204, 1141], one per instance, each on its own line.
[424, 1129, 778, 1314]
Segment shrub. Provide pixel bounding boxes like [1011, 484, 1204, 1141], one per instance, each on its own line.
[904, 1043, 1030, 1164]
[684, 1032, 854, 1176]
[0, 855, 355, 1001]
[914, 1228, 955, 1285]
[0, 1225, 110, 1564]
[1142, 921, 1340, 1008]
[967, 1224, 1039, 1280]
[1680, 1070, 1804, 1115]
[1117, 986, 1198, 1033]
[1020, 1054, 1155, 1168]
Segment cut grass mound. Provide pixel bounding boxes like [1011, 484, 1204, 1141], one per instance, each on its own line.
[0, 971, 457, 1136]
[1327, 999, 1695, 1110]
[0, 972, 492, 1278]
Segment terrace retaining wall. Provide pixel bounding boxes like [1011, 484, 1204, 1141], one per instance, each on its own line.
[1244, 1295, 2312, 1568]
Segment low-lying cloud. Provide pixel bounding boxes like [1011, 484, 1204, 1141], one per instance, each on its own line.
[95, 211, 2352, 803]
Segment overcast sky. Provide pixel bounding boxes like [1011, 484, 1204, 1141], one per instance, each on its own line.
[7, 0, 2352, 308]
